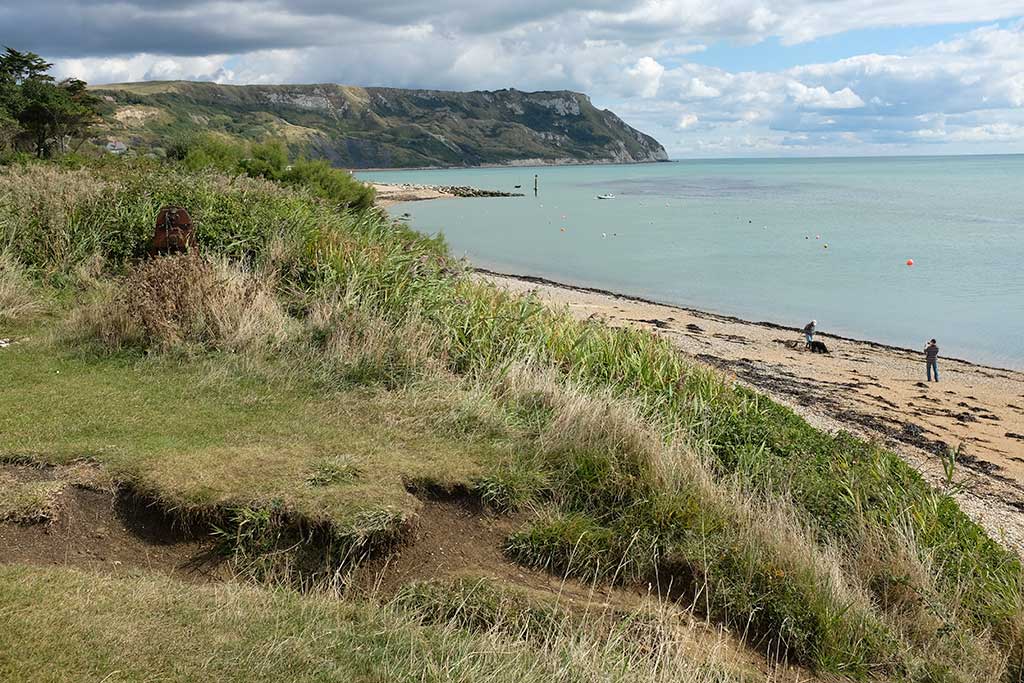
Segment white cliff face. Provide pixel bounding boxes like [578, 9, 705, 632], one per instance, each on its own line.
[527, 95, 582, 116]
[262, 90, 335, 113]
[534, 130, 570, 146]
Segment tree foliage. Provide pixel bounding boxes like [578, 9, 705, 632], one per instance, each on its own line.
[0, 47, 100, 158]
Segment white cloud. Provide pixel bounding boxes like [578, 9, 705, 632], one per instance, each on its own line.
[683, 77, 721, 99]
[625, 56, 665, 98]
[677, 113, 699, 129]
[52, 54, 234, 84]
[786, 82, 865, 109]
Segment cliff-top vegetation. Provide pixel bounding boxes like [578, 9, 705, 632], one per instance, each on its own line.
[1, 144, 1022, 682]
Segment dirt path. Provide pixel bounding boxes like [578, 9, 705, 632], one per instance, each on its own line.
[482, 271, 1024, 555]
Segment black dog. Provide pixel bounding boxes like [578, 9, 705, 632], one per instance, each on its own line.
[809, 340, 830, 354]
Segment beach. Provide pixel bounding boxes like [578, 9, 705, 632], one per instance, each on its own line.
[371, 182, 457, 208]
[481, 270, 1024, 554]
[371, 182, 522, 208]
[361, 156, 1024, 370]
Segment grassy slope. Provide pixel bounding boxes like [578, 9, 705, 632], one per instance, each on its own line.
[1, 158, 1022, 681]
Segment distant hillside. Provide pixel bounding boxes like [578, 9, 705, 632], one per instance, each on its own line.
[90, 81, 669, 168]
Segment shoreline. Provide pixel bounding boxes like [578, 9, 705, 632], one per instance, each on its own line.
[477, 268, 1024, 556]
[474, 267, 1018, 374]
[370, 182, 523, 208]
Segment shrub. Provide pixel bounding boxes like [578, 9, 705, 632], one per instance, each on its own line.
[176, 134, 376, 211]
[182, 133, 248, 173]
[282, 158, 375, 211]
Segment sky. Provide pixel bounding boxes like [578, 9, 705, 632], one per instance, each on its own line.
[4, 1, 1024, 158]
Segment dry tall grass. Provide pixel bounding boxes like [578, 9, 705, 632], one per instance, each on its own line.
[488, 362, 1010, 679]
[0, 166, 115, 277]
[0, 250, 42, 323]
[67, 252, 294, 354]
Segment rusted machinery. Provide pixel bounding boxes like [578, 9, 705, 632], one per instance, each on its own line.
[148, 206, 196, 256]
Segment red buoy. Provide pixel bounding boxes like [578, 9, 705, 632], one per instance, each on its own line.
[906, 259, 914, 266]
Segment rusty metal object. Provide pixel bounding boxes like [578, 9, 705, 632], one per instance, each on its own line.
[148, 206, 196, 256]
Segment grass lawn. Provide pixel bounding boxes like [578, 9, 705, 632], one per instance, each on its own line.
[0, 325, 507, 527]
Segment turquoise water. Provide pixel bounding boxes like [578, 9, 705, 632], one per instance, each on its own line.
[360, 156, 1024, 369]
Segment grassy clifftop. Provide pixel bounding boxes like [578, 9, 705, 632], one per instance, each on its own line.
[90, 81, 669, 168]
[1, 156, 1022, 682]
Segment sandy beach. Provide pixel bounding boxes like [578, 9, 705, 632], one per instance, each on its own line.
[371, 182, 523, 208]
[480, 270, 1024, 554]
[371, 183, 456, 208]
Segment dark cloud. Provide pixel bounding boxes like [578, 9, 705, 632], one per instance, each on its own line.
[1, 1, 341, 57]
[0, 0, 633, 58]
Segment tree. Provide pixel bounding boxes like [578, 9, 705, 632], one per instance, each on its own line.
[0, 109, 17, 153]
[0, 47, 100, 157]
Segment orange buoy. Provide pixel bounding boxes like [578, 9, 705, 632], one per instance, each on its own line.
[906, 259, 914, 266]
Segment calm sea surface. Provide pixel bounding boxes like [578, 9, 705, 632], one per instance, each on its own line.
[360, 156, 1024, 369]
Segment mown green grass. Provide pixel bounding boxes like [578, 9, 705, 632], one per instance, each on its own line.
[2, 157, 1022, 680]
[0, 330, 506, 528]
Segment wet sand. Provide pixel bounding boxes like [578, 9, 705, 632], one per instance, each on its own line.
[481, 270, 1024, 554]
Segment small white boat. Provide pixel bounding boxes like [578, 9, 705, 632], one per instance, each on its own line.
[596, 193, 616, 200]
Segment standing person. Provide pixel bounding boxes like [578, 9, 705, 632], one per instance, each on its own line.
[803, 320, 817, 348]
[925, 339, 940, 382]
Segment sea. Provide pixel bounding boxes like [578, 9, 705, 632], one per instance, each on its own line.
[359, 155, 1024, 370]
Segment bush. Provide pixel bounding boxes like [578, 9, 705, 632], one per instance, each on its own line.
[178, 134, 376, 211]
[182, 133, 248, 173]
[283, 158, 375, 211]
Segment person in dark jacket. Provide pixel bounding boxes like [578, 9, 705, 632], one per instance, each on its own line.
[803, 320, 817, 348]
[925, 339, 940, 382]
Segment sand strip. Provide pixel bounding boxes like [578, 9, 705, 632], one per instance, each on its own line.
[371, 183, 523, 208]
